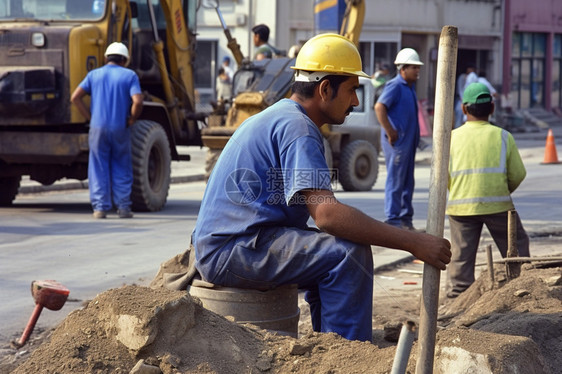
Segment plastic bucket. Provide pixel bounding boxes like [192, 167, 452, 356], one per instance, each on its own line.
[187, 281, 299, 337]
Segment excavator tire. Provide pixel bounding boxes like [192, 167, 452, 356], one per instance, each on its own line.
[130, 120, 171, 212]
[0, 175, 21, 206]
[339, 140, 378, 191]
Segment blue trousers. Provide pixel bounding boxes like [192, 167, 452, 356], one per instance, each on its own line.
[196, 226, 374, 341]
[88, 126, 133, 212]
[382, 139, 417, 227]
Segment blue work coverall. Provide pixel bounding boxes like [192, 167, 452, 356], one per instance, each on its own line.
[79, 64, 142, 212]
[192, 99, 374, 341]
[377, 74, 420, 228]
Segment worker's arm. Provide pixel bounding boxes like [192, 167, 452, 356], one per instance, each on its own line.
[127, 93, 144, 127]
[375, 102, 398, 145]
[506, 134, 527, 193]
[302, 189, 451, 270]
[70, 86, 91, 122]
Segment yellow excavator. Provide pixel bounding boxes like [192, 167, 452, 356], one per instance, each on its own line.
[0, 0, 208, 211]
[201, 0, 381, 191]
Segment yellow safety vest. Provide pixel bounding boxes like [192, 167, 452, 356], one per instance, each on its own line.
[446, 121, 526, 216]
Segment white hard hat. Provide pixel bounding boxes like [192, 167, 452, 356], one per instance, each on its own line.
[394, 48, 424, 66]
[104, 42, 129, 60]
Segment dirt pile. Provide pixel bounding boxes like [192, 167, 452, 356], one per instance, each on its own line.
[436, 264, 562, 373]
[1, 264, 561, 374]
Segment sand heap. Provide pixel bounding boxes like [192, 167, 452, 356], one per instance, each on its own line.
[2, 264, 561, 374]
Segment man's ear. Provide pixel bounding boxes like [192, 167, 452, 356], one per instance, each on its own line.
[461, 104, 468, 115]
[318, 80, 331, 101]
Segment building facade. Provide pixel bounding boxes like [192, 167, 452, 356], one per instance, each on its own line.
[194, 0, 562, 114]
[504, 0, 562, 112]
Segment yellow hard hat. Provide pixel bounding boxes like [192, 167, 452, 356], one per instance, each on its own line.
[291, 33, 369, 82]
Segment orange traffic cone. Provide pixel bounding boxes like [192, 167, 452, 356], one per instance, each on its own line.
[541, 129, 561, 164]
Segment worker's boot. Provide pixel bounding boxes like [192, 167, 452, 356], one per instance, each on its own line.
[118, 209, 133, 219]
[93, 211, 107, 219]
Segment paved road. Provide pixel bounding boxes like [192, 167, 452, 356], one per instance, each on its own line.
[2, 130, 561, 343]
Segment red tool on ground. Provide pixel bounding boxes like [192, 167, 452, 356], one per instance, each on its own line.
[12, 280, 70, 348]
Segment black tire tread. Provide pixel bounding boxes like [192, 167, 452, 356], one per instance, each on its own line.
[0, 176, 21, 206]
[339, 140, 378, 192]
[130, 120, 171, 211]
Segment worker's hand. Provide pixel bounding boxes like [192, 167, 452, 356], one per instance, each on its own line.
[409, 233, 451, 270]
[385, 128, 399, 145]
[127, 117, 136, 127]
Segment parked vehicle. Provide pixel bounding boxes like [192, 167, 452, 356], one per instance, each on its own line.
[202, 0, 380, 190]
[0, 0, 209, 211]
[324, 76, 381, 191]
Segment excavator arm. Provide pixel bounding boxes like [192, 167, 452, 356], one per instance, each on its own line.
[340, 0, 365, 47]
[202, 0, 245, 66]
[158, 0, 196, 113]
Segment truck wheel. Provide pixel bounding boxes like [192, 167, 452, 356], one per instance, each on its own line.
[0, 176, 21, 206]
[339, 140, 378, 191]
[131, 120, 171, 212]
[205, 149, 222, 182]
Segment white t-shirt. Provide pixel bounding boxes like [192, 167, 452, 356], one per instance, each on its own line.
[464, 72, 479, 92]
[477, 77, 497, 95]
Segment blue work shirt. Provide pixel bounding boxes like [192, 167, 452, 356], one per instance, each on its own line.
[193, 99, 332, 274]
[79, 64, 141, 129]
[377, 73, 420, 149]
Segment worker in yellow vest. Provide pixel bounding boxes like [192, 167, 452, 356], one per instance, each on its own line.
[446, 82, 530, 298]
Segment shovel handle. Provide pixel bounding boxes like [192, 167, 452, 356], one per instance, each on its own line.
[12, 303, 44, 348]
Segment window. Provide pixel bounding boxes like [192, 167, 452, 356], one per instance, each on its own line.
[0, 0, 104, 20]
[510, 32, 546, 109]
[354, 84, 365, 113]
[358, 41, 398, 77]
[132, 0, 167, 29]
[552, 34, 562, 109]
[193, 40, 218, 108]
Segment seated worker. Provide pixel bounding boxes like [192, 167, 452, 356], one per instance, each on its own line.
[252, 24, 275, 60]
[191, 33, 451, 342]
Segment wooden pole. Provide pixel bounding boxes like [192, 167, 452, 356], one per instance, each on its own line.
[506, 210, 521, 279]
[476, 256, 562, 266]
[486, 244, 495, 289]
[415, 26, 457, 374]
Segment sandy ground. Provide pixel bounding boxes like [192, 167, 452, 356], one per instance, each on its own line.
[1, 234, 560, 374]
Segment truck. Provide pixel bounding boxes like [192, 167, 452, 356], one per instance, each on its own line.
[0, 0, 206, 211]
[323, 76, 380, 191]
[201, 0, 381, 191]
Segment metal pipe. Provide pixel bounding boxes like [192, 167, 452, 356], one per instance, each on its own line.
[147, 0, 160, 42]
[415, 25, 457, 374]
[391, 321, 417, 374]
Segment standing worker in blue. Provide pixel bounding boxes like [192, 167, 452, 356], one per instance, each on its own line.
[71, 42, 143, 219]
[375, 48, 423, 230]
[192, 34, 451, 342]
